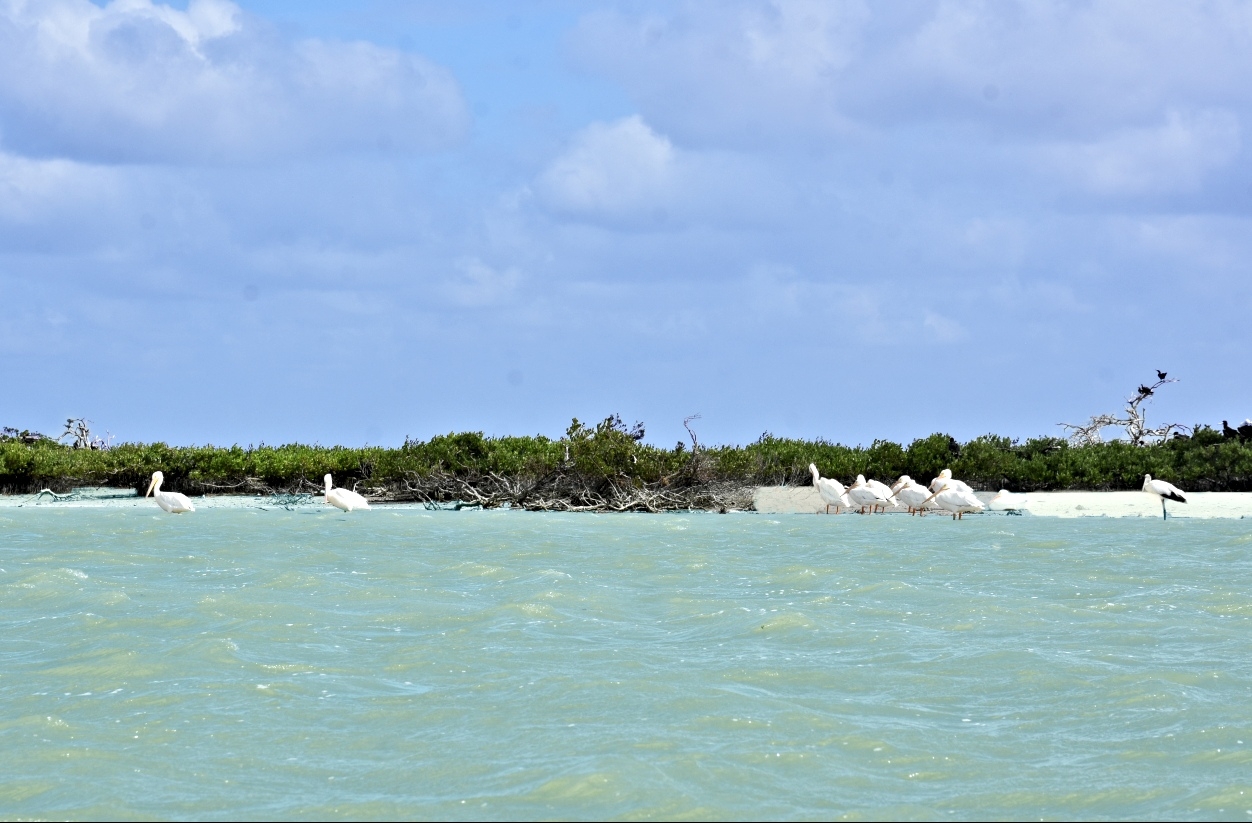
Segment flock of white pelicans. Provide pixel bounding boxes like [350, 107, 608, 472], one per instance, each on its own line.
[144, 471, 369, 514]
[141, 467, 1189, 521]
[808, 464, 1189, 520]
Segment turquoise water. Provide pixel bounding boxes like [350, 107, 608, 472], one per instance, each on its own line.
[2, 504, 1251, 820]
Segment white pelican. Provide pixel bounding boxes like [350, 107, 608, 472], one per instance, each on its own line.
[1143, 474, 1185, 520]
[865, 478, 897, 512]
[325, 473, 370, 512]
[145, 471, 195, 514]
[921, 482, 985, 520]
[891, 476, 934, 515]
[988, 489, 1029, 511]
[929, 468, 972, 494]
[809, 464, 849, 514]
[847, 474, 891, 514]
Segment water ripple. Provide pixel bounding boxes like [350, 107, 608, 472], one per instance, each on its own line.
[1, 510, 1250, 819]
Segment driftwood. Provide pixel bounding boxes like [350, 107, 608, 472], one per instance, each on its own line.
[197, 477, 288, 495]
[7, 469, 755, 510]
[161, 469, 752, 512]
[393, 468, 752, 513]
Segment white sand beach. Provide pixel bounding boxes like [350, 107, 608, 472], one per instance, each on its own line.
[3, 488, 1249, 518]
[752, 486, 1252, 518]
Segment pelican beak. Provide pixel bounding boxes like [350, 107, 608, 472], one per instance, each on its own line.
[921, 490, 939, 505]
[145, 478, 156, 497]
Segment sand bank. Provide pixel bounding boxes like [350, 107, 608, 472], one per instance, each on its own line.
[752, 486, 1252, 518]
[3, 487, 1249, 518]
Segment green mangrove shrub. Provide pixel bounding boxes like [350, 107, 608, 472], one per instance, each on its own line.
[2, 419, 1251, 495]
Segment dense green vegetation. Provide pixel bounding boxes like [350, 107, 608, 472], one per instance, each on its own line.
[3, 417, 1251, 498]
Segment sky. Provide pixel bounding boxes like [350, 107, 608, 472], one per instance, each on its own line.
[2, 0, 1250, 449]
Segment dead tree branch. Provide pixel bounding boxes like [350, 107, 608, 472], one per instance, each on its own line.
[1059, 373, 1190, 446]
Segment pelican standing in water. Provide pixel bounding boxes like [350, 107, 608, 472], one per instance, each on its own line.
[929, 468, 972, 494]
[145, 471, 195, 514]
[891, 475, 933, 515]
[325, 473, 370, 512]
[809, 463, 849, 514]
[1143, 474, 1186, 520]
[920, 482, 985, 520]
[847, 474, 891, 514]
[865, 477, 897, 512]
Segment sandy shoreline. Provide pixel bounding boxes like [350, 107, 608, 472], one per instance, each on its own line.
[752, 487, 1252, 518]
[3, 487, 1251, 518]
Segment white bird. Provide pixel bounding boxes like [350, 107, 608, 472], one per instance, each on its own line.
[988, 489, 1029, 511]
[929, 468, 972, 494]
[921, 482, 985, 520]
[145, 471, 195, 514]
[891, 476, 934, 515]
[809, 463, 850, 514]
[865, 478, 898, 512]
[1143, 474, 1186, 520]
[325, 473, 370, 512]
[847, 474, 891, 514]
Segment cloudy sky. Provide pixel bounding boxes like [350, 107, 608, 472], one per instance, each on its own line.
[2, 0, 1250, 448]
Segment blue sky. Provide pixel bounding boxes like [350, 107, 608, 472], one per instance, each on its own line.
[2, 0, 1250, 448]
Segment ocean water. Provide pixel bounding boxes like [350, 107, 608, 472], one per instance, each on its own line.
[2, 502, 1251, 820]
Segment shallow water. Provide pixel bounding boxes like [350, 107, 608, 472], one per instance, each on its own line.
[2, 504, 1251, 820]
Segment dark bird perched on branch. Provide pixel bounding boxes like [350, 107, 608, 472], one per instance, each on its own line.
[1059, 371, 1186, 446]
[1223, 420, 1241, 440]
[1240, 420, 1252, 441]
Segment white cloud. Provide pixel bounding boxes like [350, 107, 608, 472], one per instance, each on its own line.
[443, 257, 520, 307]
[0, 148, 131, 252]
[535, 116, 676, 218]
[534, 115, 788, 227]
[0, 0, 469, 163]
[733, 263, 922, 345]
[857, 1, 1252, 134]
[571, 1, 866, 146]
[0, 150, 114, 222]
[1036, 109, 1241, 195]
[922, 310, 966, 343]
[572, 0, 1252, 154]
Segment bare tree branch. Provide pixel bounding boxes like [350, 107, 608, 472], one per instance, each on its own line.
[1059, 374, 1190, 446]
